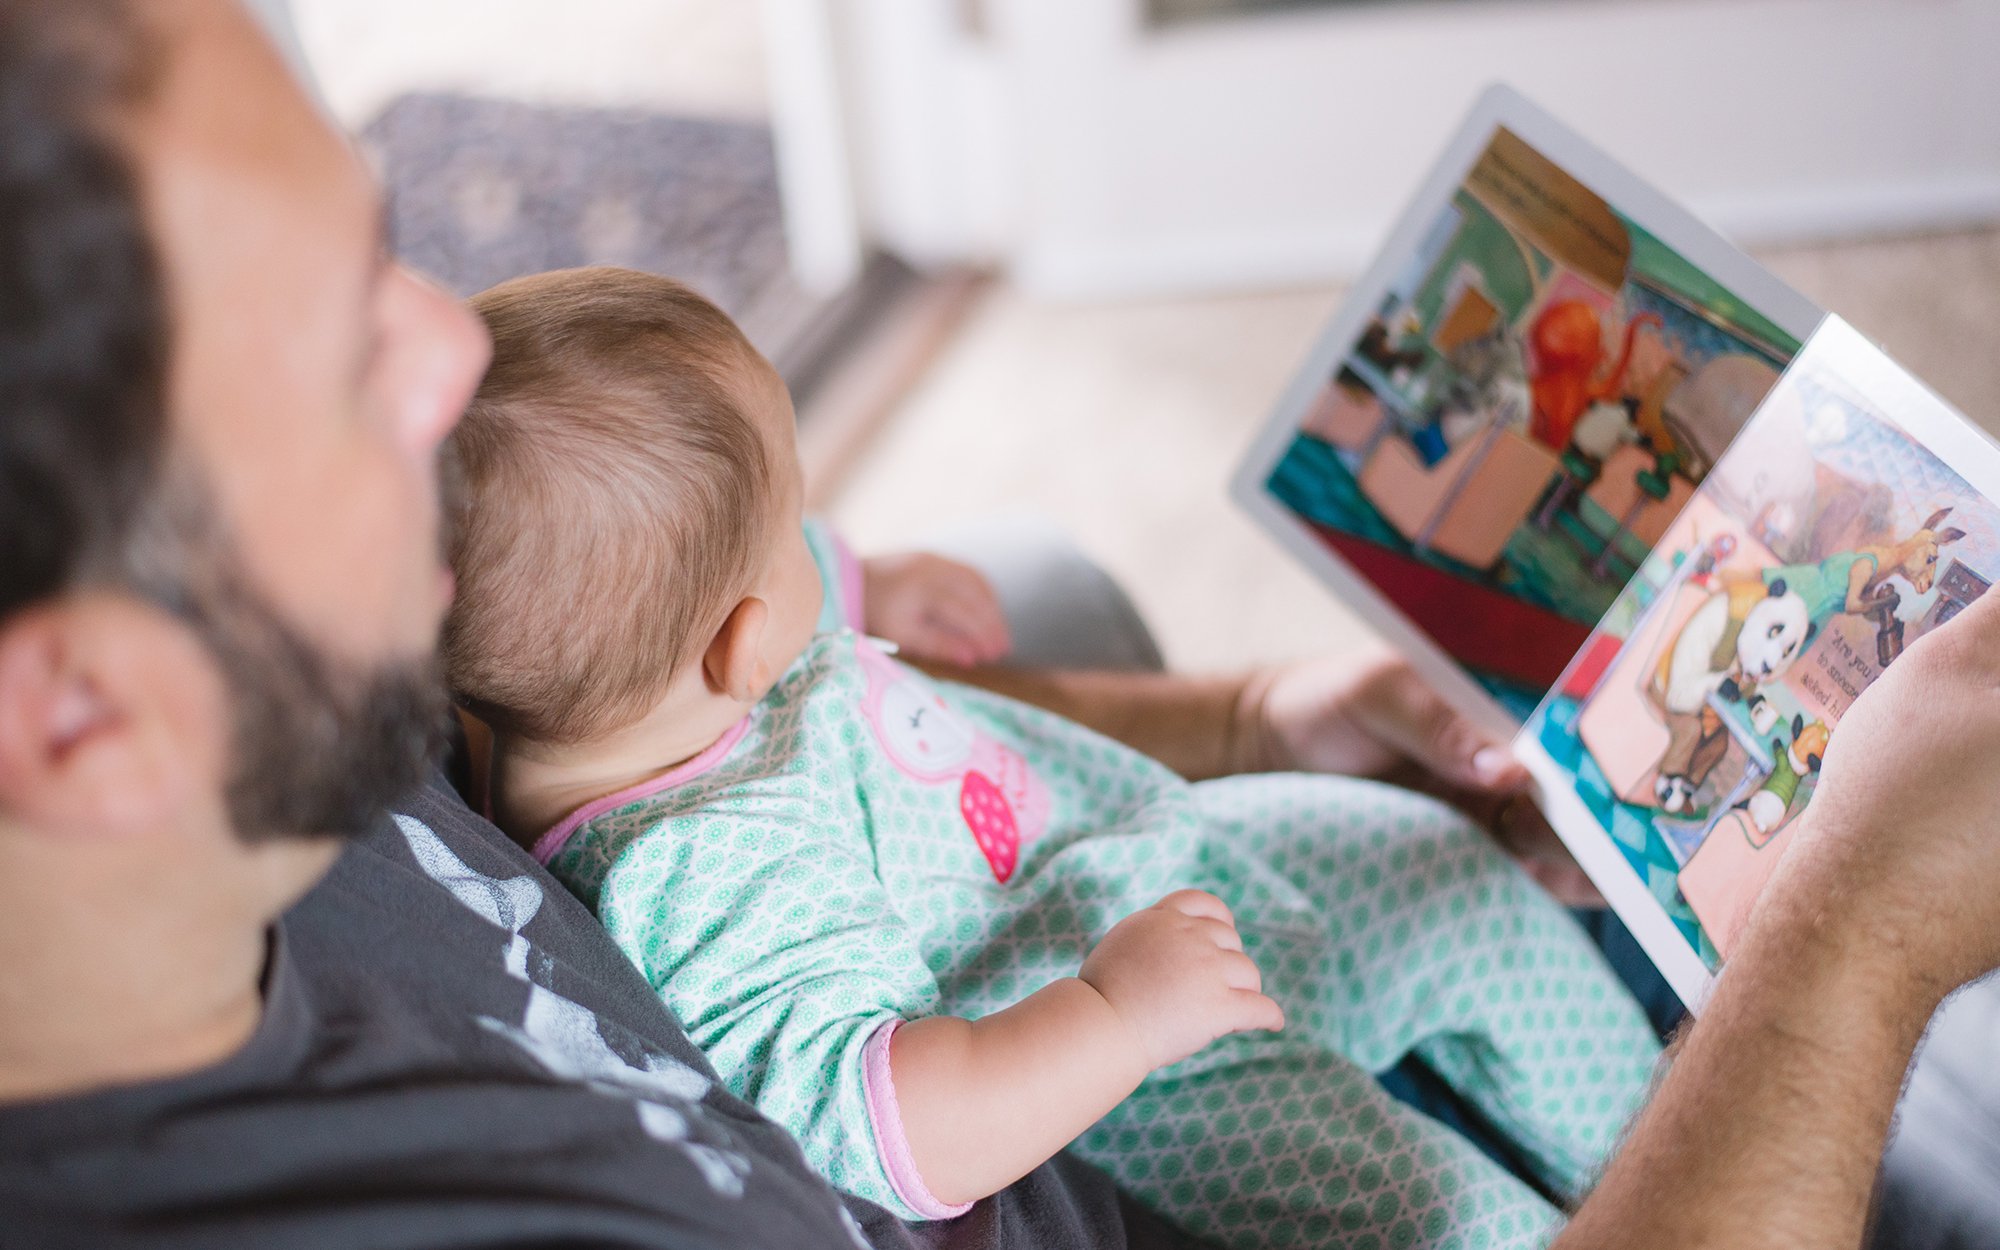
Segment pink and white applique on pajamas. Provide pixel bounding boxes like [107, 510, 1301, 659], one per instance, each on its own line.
[534, 625, 1659, 1249]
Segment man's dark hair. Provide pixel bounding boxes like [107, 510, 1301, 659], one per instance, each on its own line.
[0, 0, 166, 622]
[0, 0, 448, 839]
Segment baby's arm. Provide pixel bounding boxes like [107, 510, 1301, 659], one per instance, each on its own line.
[890, 889, 1284, 1207]
[586, 779, 1275, 1219]
[802, 517, 1010, 665]
[860, 551, 1011, 666]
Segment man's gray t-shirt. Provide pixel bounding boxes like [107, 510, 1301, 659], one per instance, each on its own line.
[0, 775, 1199, 1249]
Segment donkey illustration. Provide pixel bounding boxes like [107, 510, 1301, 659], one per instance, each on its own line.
[1764, 506, 1968, 632]
[1842, 506, 1968, 611]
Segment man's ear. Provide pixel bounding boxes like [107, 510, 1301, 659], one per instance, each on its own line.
[0, 596, 225, 841]
[702, 597, 772, 704]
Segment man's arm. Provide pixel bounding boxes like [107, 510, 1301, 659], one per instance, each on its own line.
[913, 661, 1256, 781]
[925, 651, 1604, 903]
[1562, 588, 2000, 1247]
[919, 645, 1508, 784]
[1557, 867, 1933, 1247]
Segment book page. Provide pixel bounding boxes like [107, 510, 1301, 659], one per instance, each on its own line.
[1234, 86, 1819, 737]
[1517, 317, 2000, 1009]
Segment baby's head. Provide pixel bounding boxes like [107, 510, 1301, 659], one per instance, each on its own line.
[444, 267, 822, 751]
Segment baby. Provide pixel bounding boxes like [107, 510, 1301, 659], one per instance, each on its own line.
[445, 267, 1659, 1250]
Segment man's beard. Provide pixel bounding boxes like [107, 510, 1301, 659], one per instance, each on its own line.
[194, 573, 447, 841]
[125, 476, 449, 841]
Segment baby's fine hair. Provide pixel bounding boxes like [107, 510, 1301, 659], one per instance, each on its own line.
[444, 266, 772, 746]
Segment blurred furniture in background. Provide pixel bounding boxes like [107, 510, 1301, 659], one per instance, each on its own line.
[264, 0, 989, 498]
[357, 92, 943, 426]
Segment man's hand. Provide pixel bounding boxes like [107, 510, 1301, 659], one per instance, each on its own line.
[1772, 586, 2000, 999]
[1078, 890, 1285, 1069]
[1237, 652, 1601, 905]
[862, 552, 1012, 667]
[1558, 589, 2000, 1250]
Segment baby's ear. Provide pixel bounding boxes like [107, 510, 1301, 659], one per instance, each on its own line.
[703, 597, 772, 704]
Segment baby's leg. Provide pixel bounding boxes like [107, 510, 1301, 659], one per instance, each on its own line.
[1076, 1048, 1562, 1250]
[1194, 775, 1660, 1200]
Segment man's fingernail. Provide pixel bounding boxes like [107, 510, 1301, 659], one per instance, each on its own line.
[1472, 747, 1510, 780]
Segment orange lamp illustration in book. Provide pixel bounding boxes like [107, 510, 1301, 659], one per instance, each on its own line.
[1265, 125, 1799, 718]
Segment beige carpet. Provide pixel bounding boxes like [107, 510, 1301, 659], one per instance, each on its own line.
[824, 228, 2000, 674]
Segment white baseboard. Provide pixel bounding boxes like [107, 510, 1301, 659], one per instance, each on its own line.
[1700, 175, 2000, 253]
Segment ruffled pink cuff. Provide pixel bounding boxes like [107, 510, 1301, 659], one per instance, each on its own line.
[861, 1020, 973, 1221]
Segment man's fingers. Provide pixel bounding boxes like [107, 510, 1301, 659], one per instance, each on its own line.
[1468, 742, 1529, 790]
[1360, 667, 1527, 794]
[1432, 715, 1527, 793]
[1524, 858, 1605, 909]
[1157, 888, 1233, 925]
[1485, 796, 1605, 905]
[1493, 792, 1563, 858]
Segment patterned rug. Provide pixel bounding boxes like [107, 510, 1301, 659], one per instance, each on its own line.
[360, 93, 886, 402]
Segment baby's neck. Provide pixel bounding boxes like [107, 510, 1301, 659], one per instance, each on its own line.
[489, 697, 748, 848]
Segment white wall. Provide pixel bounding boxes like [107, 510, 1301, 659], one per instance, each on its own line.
[807, 0, 2000, 298]
[285, 0, 769, 131]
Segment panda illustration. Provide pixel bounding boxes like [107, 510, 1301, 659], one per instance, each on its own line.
[1649, 577, 1814, 814]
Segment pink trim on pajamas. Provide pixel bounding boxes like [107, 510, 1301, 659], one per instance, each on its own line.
[530, 719, 752, 866]
[862, 1020, 973, 1221]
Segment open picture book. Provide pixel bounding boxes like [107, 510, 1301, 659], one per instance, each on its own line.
[1232, 85, 2000, 1010]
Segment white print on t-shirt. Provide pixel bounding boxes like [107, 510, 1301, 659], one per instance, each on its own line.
[393, 814, 765, 1202]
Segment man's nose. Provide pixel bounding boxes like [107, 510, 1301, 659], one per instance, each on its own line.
[393, 266, 490, 456]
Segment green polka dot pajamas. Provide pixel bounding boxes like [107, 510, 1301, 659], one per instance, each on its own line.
[534, 627, 1658, 1247]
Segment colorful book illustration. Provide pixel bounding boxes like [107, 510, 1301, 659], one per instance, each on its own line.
[1234, 87, 2000, 1009]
